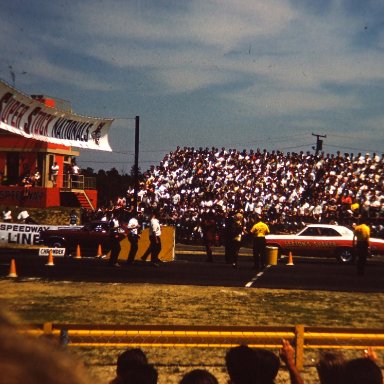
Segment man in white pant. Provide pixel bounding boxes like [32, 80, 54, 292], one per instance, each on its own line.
[148, 211, 162, 266]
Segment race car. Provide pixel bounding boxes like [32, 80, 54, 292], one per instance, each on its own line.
[38, 221, 126, 256]
[266, 224, 384, 263]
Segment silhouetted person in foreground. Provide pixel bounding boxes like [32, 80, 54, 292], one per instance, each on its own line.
[0, 309, 95, 384]
[180, 368, 218, 384]
[225, 344, 280, 384]
[343, 357, 383, 384]
[279, 339, 304, 384]
[110, 347, 158, 384]
[117, 364, 157, 384]
[316, 350, 346, 384]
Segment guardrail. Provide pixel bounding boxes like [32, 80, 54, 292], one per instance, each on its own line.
[18, 324, 384, 370]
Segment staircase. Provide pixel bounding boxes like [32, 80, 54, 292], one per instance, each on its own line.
[74, 191, 94, 210]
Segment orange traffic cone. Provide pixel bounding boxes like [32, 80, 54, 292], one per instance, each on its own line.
[7, 258, 18, 278]
[96, 244, 103, 257]
[45, 249, 54, 266]
[74, 244, 82, 259]
[286, 251, 294, 266]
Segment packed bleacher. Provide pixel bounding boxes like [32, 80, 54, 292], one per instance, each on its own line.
[83, 147, 384, 240]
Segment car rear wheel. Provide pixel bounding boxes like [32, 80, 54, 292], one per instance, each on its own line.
[336, 248, 355, 264]
[49, 239, 65, 248]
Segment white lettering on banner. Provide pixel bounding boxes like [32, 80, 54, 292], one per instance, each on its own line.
[0, 222, 72, 246]
[0, 80, 113, 151]
[39, 248, 66, 257]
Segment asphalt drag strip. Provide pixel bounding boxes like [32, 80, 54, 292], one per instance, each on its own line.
[0, 249, 383, 292]
[247, 256, 384, 293]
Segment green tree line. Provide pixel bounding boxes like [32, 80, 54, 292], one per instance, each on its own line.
[81, 166, 144, 207]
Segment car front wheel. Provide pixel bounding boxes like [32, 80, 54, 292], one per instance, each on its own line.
[336, 248, 355, 264]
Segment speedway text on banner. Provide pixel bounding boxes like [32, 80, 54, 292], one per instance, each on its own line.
[0, 222, 76, 246]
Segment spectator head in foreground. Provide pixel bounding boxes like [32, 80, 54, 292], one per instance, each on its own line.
[343, 357, 383, 384]
[111, 347, 149, 383]
[316, 351, 346, 384]
[0, 309, 96, 384]
[120, 363, 158, 384]
[225, 345, 280, 384]
[180, 368, 218, 384]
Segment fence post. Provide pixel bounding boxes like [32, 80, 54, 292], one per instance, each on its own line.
[60, 329, 69, 347]
[295, 324, 304, 371]
[43, 322, 53, 336]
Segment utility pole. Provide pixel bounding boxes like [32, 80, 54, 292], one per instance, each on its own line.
[133, 116, 140, 214]
[312, 133, 326, 156]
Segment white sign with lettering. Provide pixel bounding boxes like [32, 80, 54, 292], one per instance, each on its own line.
[39, 248, 66, 257]
[0, 222, 75, 246]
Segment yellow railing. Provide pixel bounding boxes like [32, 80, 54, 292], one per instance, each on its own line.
[18, 324, 384, 370]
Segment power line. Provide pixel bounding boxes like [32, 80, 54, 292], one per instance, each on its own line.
[246, 132, 309, 145]
[326, 143, 382, 153]
[277, 143, 314, 151]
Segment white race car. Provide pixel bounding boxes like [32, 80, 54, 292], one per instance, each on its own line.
[266, 224, 384, 263]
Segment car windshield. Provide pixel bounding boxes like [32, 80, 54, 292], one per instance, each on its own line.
[299, 226, 351, 237]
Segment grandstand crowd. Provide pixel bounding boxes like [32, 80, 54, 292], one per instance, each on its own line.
[84, 147, 384, 239]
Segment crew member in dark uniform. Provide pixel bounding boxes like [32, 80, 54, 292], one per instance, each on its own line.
[200, 209, 217, 262]
[230, 211, 244, 268]
[224, 211, 234, 264]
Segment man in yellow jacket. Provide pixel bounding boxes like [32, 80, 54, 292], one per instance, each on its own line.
[353, 218, 370, 276]
[250, 215, 270, 270]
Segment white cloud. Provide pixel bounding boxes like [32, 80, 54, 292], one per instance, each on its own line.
[12, 0, 376, 100]
[1, 0, 384, 165]
[223, 85, 361, 116]
[154, 67, 229, 93]
[70, 0, 384, 94]
[185, 0, 297, 49]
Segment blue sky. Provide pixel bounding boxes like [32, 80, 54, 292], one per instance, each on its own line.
[1, 0, 384, 173]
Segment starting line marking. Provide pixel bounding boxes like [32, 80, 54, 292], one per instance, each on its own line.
[245, 264, 271, 288]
